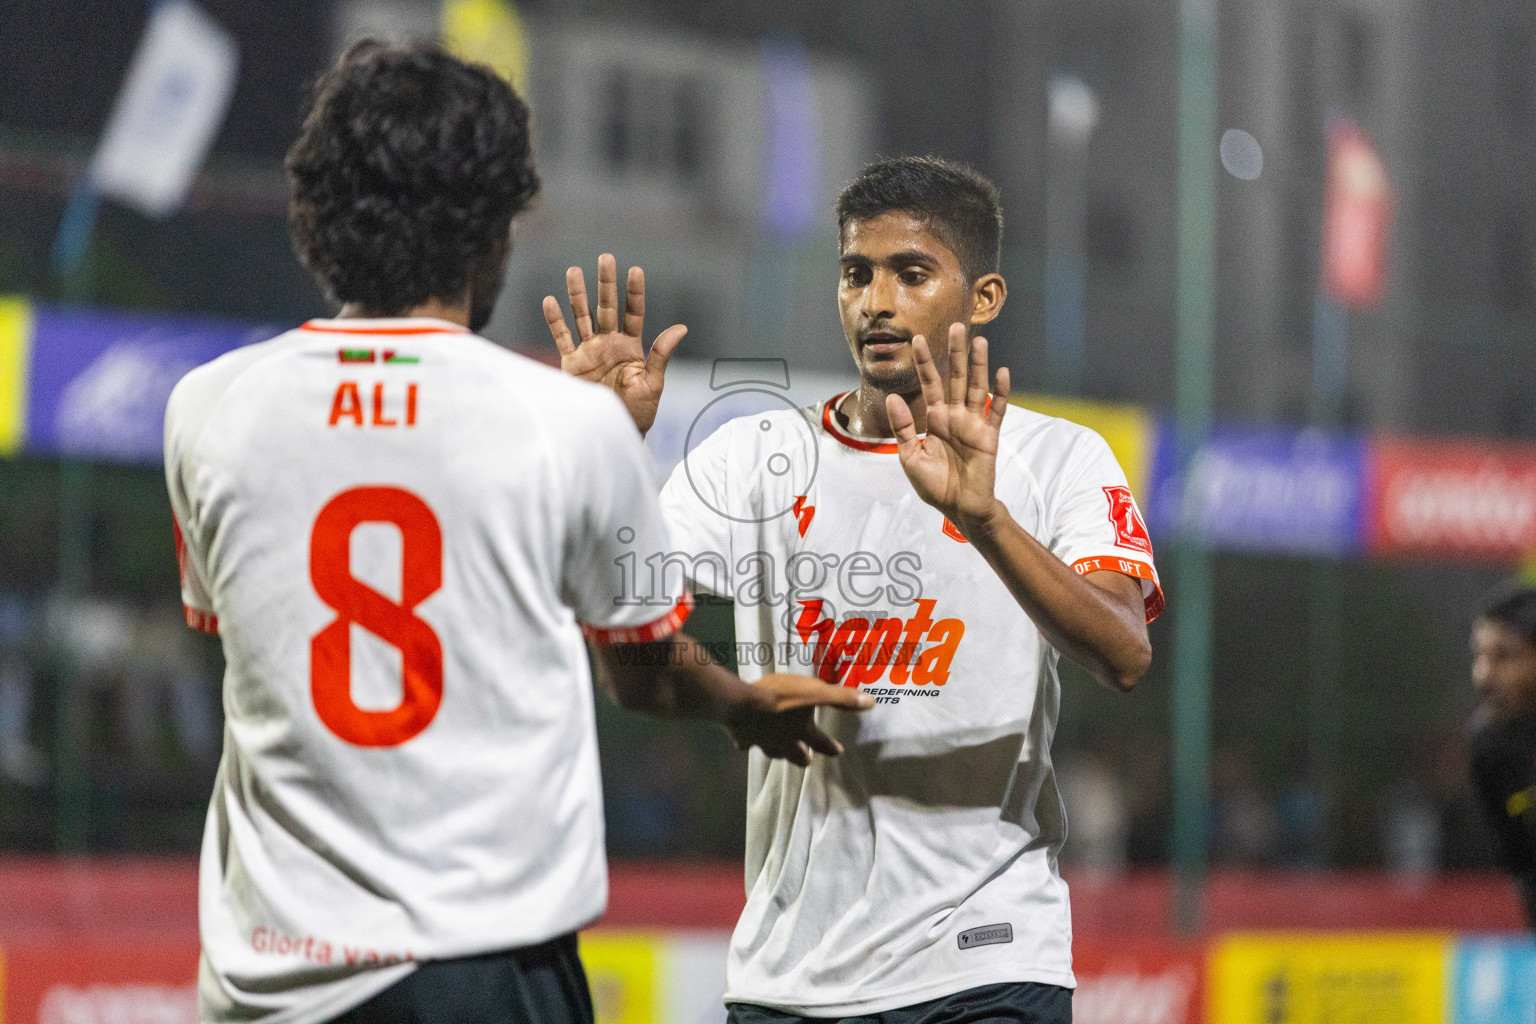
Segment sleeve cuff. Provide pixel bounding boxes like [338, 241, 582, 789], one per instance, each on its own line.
[581, 591, 694, 645]
[184, 605, 219, 634]
[1070, 556, 1165, 624]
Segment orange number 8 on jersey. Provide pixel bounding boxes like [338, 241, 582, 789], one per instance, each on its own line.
[310, 487, 444, 747]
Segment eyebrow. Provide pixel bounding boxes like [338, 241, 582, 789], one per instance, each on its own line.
[839, 249, 943, 268]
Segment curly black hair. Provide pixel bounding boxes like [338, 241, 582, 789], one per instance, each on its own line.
[835, 156, 1002, 283]
[286, 41, 541, 316]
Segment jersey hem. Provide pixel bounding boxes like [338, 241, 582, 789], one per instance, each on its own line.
[581, 591, 693, 644]
[723, 964, 1077, 1017]
[205, 960, 416, 1024]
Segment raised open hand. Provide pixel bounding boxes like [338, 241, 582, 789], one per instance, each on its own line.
[885, 323, 1011, 532]
[724, 673, 873, 767]
[543, 253, 686, 435]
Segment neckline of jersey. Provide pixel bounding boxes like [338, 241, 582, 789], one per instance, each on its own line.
[299, 317, 472, 336]
[821, 391, 908, 454]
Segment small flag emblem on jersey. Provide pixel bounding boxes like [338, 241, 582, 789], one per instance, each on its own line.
[942, 518, 968, 543]
[383, 350, 419, 364]
[338, 348, 376, 363]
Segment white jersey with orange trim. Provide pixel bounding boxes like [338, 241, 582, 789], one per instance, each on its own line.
[163, 317, 688, 1024]
[657, 393, 1161, 1017]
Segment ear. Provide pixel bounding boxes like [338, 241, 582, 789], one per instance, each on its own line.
[968, 273, 1007, 326]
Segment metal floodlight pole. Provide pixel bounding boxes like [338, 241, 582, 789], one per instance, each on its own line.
[1309, 288, 1347, 863]
[49, 173, 101, 857]
[1171, 0, 1218, 935]
[1043, 75, 1099, 397]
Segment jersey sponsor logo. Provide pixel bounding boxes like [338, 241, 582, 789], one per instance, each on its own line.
[942, 517, 968, 543]
[1105, 485, 1154, 554]
[792, 495, 815, 537]
[251, 926, 415, 967]
[793, 597, 964, 688]
[957, 923, 1014, 950]
[328, 380, 419, 428]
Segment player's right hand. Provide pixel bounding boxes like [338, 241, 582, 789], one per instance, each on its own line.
[725, 674, 875, 767]
[543, 253, 686, 435]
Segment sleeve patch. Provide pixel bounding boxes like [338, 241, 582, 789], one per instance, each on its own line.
[581, 591, 694, 645]
[1104, 486, 1154, 554]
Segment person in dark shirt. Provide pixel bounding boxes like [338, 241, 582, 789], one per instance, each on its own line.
[1468, 585, 1536, 927]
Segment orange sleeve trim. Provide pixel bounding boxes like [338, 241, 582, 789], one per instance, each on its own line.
[1070, 556, 1165, 624]
[581, 591, 694, 645]
[184, 605, 219, 635]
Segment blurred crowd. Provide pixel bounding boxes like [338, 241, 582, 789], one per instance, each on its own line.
[0, 592, 220, 850]
[1053, 730, 1501, 874]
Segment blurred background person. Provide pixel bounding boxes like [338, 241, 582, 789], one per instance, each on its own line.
[1468, 585, 1536, 927]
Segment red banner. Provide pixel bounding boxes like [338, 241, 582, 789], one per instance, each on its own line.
[1321, 120, 1393, 309]
[1073, 941, 1204, 1024]
[1367, 437, 1536, 560]
[0, 940, 199, 1024]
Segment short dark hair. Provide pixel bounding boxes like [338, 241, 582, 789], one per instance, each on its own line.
[835, 156, 1003, 282]
[286, 41, 540, 314]
[1481, 585, 1536, 647]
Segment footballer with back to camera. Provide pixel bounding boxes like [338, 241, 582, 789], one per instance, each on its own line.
[163, 41, 872, 1024]
[549, 158, 1161, 1023]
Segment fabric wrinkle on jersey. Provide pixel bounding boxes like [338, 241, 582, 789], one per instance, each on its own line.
[657, 394, 1160, 1018]
[164, 318, 688, 1024]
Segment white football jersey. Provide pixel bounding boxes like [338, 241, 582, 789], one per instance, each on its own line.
[657, 393, 1160, 1017]
[164, 318, 688, 1024]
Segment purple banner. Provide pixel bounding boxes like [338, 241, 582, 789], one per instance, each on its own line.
[25, 305, 277, 463]
[1151, 426, 1367, 556]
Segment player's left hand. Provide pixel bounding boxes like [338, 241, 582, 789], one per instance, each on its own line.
[544, 253, 686, 435]
[887, 323, 1010, 535]
[725, 673, 874, 767]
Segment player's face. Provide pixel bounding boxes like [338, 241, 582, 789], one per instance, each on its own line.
[837, 213, 974, 396]
[1471, 618, 1536, 721]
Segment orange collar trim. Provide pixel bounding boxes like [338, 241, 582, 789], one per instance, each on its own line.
[821, 392, 902, 454]
[300, 318, 471, 336]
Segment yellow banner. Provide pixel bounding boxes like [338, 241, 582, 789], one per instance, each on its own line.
[0, 297, 32, 457]
[580, 931, 661, 1024]
[1211, 932, 1451, 1024]
[442, 0, 529, 93]
[1010, 393, 1156, 502]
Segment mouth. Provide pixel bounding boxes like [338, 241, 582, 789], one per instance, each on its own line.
[859, 331, 911, 357]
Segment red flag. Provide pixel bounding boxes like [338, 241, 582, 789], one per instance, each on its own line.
[1321, 121, 1393, 309]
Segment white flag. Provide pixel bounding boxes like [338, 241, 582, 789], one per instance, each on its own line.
[88, 1, 239, 218]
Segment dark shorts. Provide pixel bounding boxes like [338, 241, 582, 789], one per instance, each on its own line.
[329, 933, 594, 1024]
[727, 982, 1072, 1024]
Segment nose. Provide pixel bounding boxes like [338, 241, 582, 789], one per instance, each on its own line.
[860, 269, 897, 324]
